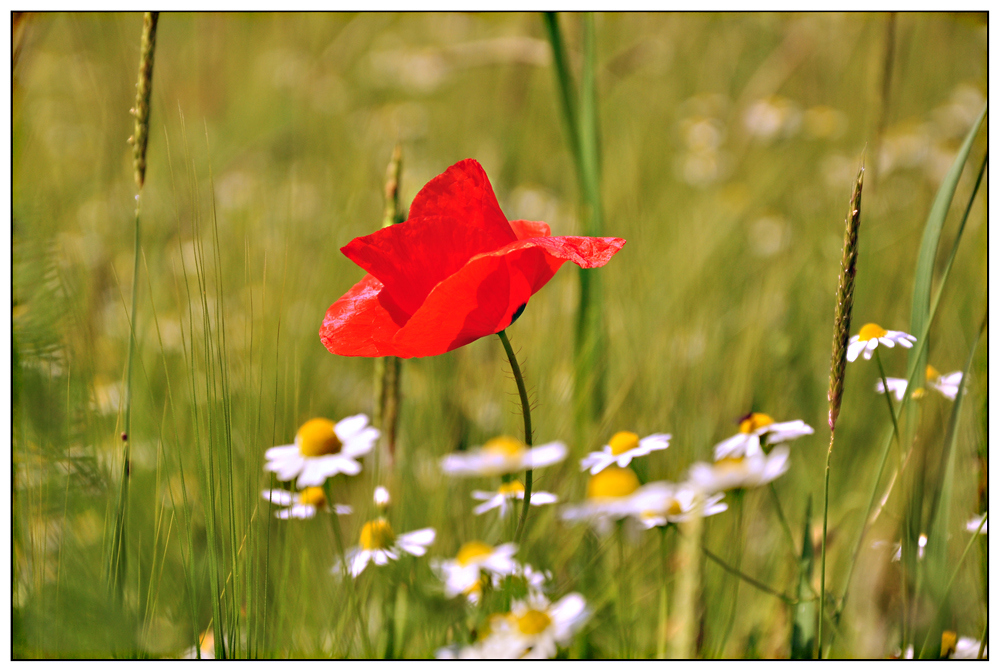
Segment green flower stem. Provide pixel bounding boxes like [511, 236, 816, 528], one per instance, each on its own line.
[716, 489, 745, 656]
[656, 525, 673, 659]
[874, 348, 901, 444]
[977, 617, 987, 659]
[768, 482, 800, 560]
[324, 481, 373, 658]
[617, 522, 631, 658]
[701, 545, 797, 605]
[497, 330, 534, 544]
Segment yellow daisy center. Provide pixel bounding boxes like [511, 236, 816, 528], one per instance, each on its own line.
[666, 499, 684, 516]
[359, 517, 395, 550]
[739, 413, 774, 434]
[516, 609, 552, 635]
[498, 481, 525, 496]
[297, 487, 327, 508]
[464, 577, 484, 597]
[714, 456, 745, 473]
[608, 431, 641, 456]
[296, 418, 343, 457]
[587, 465, 640, 499]
[858, 323, 887, 341]
[456, 540, 494, 566]
[926, 364, 940, 380]
[483, 435, 525, 457]
[941, 630, 958, 658]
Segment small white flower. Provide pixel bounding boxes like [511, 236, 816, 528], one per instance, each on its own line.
[471, 480, 557, 517]
[952, 635, 987, 659]
[713, 413, 813, 460]
[490, 593, 591, 659]
[688, 446, 790, 492]
[561, 466, 674, 535]
[847, 323, 916, 362]
[333, 517, 435, 578]
[264, 415, 379, 488]
[891, 533, 927, 562]
[431, 540, 517, 601]
[966, 513, 987, 534]
[876, 366, 964, 402]
[261, 487, 352, 520]
[875, 377, 910, 402]
[441, 436, 567, 477]
[579, 431, 671, 474]
[636, 482, 728, 529]
[507, 561, 551, 600]
[926, 365, 964, 401]
[374, 486, 390, 507]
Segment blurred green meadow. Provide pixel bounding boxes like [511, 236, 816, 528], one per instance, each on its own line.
[12, 12, 987, 659]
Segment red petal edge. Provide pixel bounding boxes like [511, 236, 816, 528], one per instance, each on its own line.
[319, 274, 407, 357]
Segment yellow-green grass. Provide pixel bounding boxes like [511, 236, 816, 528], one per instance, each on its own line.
[13, 12, 986, 658]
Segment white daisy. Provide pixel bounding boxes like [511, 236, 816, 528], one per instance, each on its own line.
[637, 482, 728, 529]
[580, 431, 671, 474]
[488, 593, 591, 659]
[847, 323, 916, 362]
[264, 415, 379, 488]
[713, 413, 813, 460]
[505, 561, 551, 601]
[875, 377, 910, 401]
[966, 513, 987, 534]
[333, 517, 435, 578]
[952, 635, 987, 659]
[441, 435, 567, 477]
[431, 540, 517, 601]
[688, 445, 790, 492]
[261, 487, 352, 519]
[373, 485, 391, 507]
[560, 466, 676, 535]
[926, 365, 964, 401]
[471, 480, 558, 517]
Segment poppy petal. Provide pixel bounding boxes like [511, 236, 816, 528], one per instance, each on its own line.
[341, 214, 516, 315]
[319, 273, 408, 357]
[406, 159, 512, 236]
[509, 219, 551, 239]
[391, 236, 625, 357]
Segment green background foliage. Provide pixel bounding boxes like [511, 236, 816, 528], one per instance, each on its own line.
[12, 12, 986, 658]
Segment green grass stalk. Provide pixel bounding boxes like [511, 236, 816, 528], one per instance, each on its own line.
[374, 145, 405, 470]
[109, 9, 159, 605]
[819, 162, 864, 657]
[542, 12, 608, 440]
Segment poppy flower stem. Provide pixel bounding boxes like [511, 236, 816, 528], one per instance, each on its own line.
[497, 329, 533, 543]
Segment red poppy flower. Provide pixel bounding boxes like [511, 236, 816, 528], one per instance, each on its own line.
[320, 159, 626, 359]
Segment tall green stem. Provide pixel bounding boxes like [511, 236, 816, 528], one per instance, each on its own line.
[874, 349, 901, 444]
[498, 330, 533, 543]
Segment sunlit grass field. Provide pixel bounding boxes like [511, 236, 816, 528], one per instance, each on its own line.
[12, 12, 987, 659]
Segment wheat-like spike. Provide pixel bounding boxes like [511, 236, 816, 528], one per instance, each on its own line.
[382, 143, 404, 228]
[131, 12, 159, 189]
[827, 162, 864, 431]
